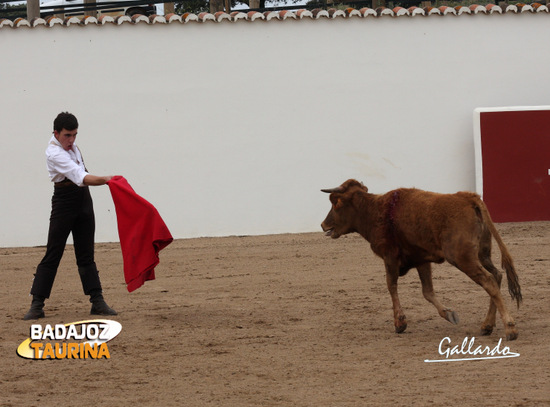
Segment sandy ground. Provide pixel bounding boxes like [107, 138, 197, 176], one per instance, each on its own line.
[1, 222, 549, 406]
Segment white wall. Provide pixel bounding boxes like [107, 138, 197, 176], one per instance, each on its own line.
[1, 12, 550, 247]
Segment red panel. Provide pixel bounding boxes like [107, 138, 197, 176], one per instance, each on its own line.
[480, 110, 550, 222]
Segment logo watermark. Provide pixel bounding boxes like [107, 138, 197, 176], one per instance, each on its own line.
[424, 336, 520, 363]
[17, 319, 122, 360]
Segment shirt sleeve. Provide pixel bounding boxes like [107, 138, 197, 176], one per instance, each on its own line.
[47, 150, 88, 187]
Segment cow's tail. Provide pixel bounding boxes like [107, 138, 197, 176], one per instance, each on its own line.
[478, 200, 522, 308]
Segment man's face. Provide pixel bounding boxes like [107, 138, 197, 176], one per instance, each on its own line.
[54, 128, 78, 151]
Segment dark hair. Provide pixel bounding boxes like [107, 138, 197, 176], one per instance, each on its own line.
[53, 112, 79, 133]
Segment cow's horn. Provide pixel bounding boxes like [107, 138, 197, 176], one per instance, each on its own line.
[321, 186, 344, 193]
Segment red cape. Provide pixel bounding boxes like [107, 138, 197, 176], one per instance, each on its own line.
[108, 176, 173, 292]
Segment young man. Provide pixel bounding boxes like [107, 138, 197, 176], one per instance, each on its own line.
[24, 112, 117, 320]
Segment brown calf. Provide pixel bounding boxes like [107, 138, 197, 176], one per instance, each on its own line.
[321, 179, 522, 340]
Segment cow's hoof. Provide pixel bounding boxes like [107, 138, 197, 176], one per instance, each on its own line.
[506, 324, 518, 341]
[445, 310, 459, 325]
[480, 325, 493, 336]
[395, 322, 407, 334]
[506, 331, 518, 341]
[505, 322, 518, 341]
[394, 315, 407, 334]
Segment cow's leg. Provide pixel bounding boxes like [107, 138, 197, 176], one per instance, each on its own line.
[451, 252, 517, 340]
[478, 241, 502, 335]
[416, 263, 459, 325]
[385, 262, 407, 333]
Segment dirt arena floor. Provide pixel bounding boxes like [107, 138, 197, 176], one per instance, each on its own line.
[1, 222, 549, 406]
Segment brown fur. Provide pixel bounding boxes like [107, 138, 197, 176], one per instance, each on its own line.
[321, 179, 522, 340]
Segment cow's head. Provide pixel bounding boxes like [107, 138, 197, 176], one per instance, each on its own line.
[321, 179, 368, 239]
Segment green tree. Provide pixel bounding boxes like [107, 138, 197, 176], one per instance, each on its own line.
[1, 1, 26, 18]
[174, 0, 299, 14]
[174, 0, 246, 13]
[175, 0, 210, 13]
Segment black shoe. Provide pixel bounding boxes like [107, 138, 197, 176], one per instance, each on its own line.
[90, 300, 118, 316]
[23, 308, 45, 320]
[23, 296, 45, 320]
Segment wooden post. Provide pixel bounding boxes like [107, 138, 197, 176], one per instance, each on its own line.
[27, 0, 40, 20]
[210, 0, 224, 12]
[224, 0, 231, 13]
[164, 2, 175, 14]
[84, 0, 97, 17]
[249, 0, 260, 9]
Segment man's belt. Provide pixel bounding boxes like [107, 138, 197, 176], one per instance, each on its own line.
[54, 179, 76, 188]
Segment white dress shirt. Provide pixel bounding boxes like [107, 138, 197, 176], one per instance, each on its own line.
[46, 135, 88, 186]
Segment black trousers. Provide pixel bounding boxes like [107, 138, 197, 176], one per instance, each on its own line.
[30, 183, 102, 299]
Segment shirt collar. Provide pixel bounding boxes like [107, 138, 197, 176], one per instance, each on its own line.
[49, 135, 62, 147]
[49, 134, 77, 152]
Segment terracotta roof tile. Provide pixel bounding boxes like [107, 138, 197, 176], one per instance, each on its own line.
[164, 13, 181, 23]
[485, 4, 503, 13]
[327, 8, 346, 18]
[407, 6, 425, 16]
[296, 9, 313, 19]
[64, 16, 81, 25]
[532, 2, 548, 10]
[280, 10, 298, 19]
[392, 7, 409, 16]
[115, 15, 132, 24]
[213, 11, 231, 22]
[29, 17, 46, 26]
[149, 14, 167, 23]
[469, 4, 488, 13]
[230, 11, 248, 21]
[247, 11, 264, 21]
[311, 8, 330, 18]
[182, 12, 199, 22]
[345, 7, 362, 17]
[439, 6, 457, 15]
[0, 18, 14, 27]
[1, 3, 549, 29]
[198, 11, 216, 22]
[130, 14, 149, 23]
[425, 6, 441, 15]
[455, 6, 471, 15]
[14, 17, 31, 27]
[375, 7, 393, 16]
[517, 3, 534, 11]
[98, 15, 115, 24]
[80, 15, 98, 24]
